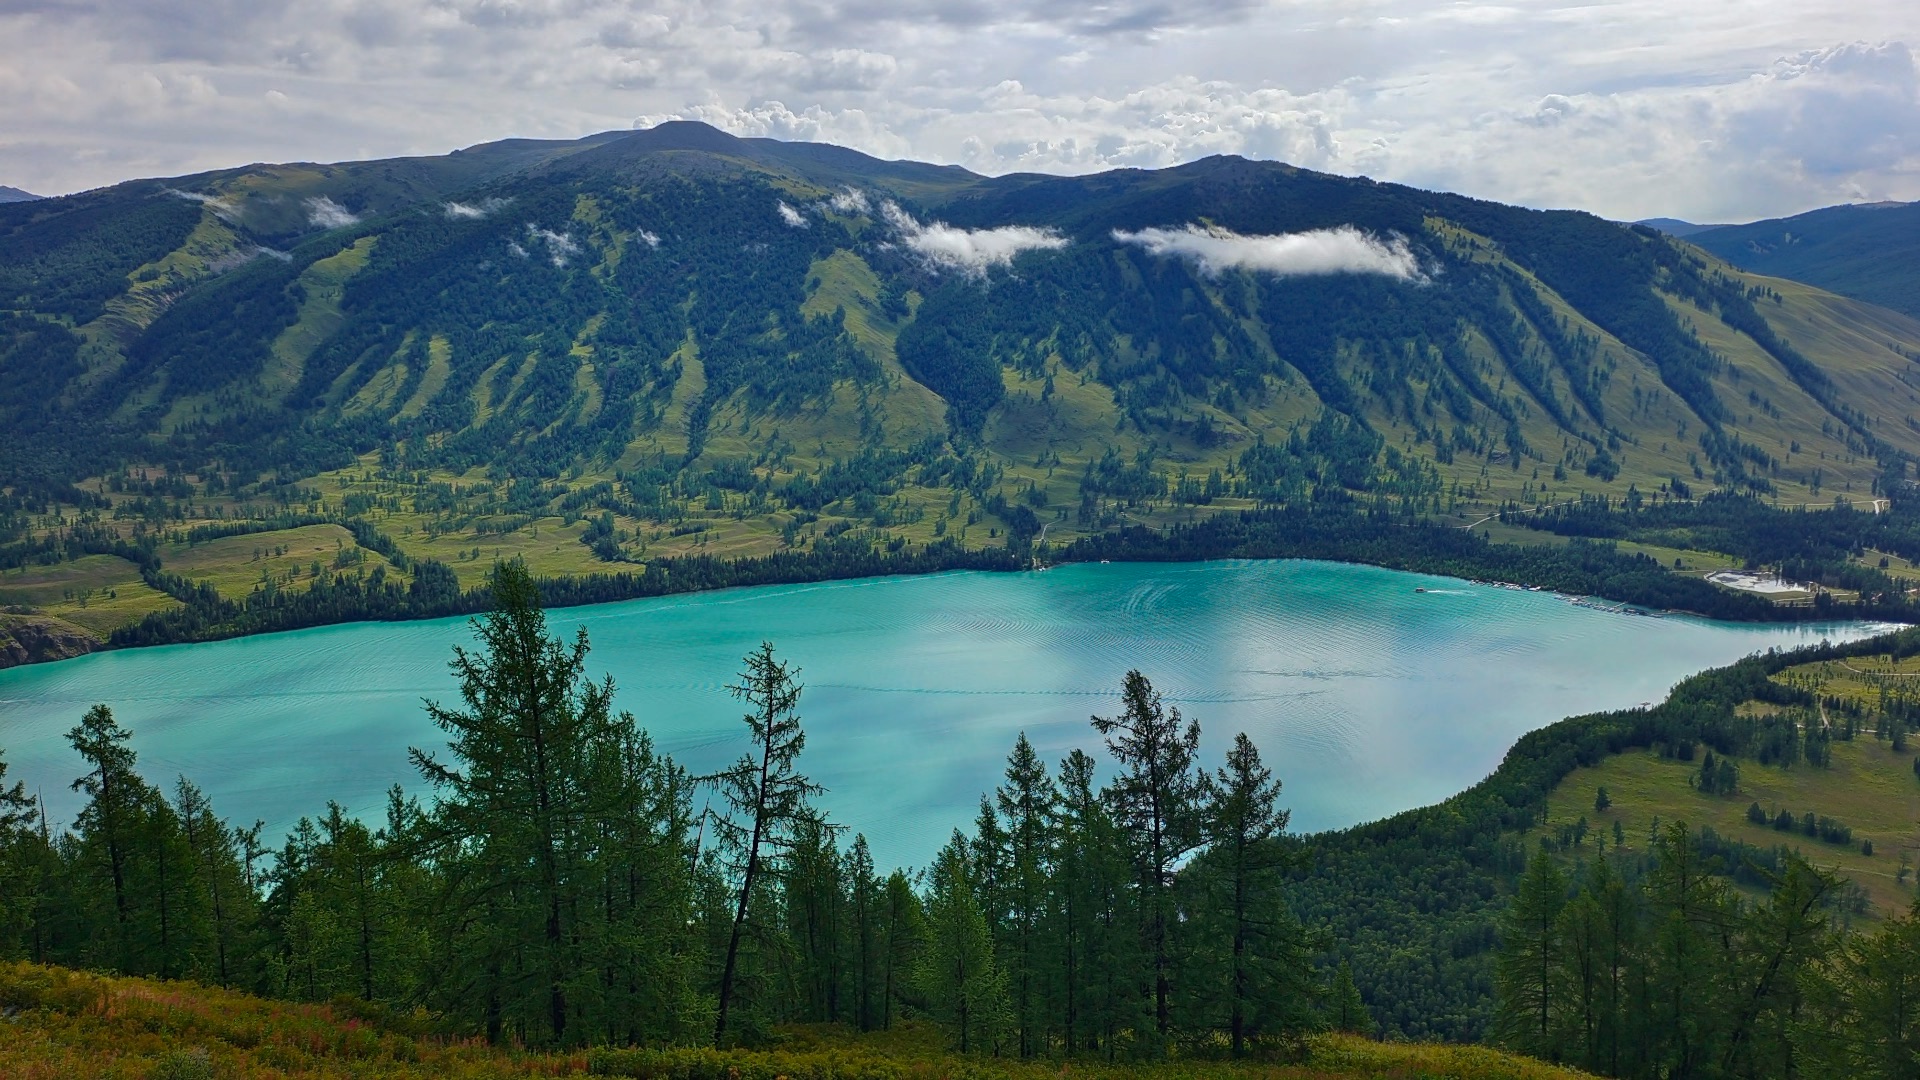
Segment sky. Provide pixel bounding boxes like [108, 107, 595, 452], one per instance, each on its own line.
[1, 0, 1915, 222]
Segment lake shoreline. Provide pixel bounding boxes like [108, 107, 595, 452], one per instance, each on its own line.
[8, 505, 1911, 671]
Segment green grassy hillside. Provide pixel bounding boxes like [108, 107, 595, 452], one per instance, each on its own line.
[1536, 647, 1920, 915]
[6, 123, 1920, 651]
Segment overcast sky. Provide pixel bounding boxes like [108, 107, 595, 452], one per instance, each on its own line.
[2, 0, 1915, 222]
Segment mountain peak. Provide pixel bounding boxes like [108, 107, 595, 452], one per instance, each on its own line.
[0, 185, 41, 203]
[621, 120, 747, 153]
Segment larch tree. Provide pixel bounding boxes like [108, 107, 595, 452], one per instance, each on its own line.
[1092, 669, 1209, 1046]
[411, 560, 621, 1045]
[707, 640, 819, 1045]
[994, 733, 1055, 1057]
[917, 830, 1009, 1054]
[0, 748, 42, 958]
[1187, 732, 1316, 1056]
[1495, 848, 1569, 1058]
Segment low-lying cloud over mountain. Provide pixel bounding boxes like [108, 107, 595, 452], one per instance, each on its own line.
[304, 196, 359, 229]
[881, 202, 1069, 275]
[0, 0, 1912, 222]
[1113, 225, 1422, 281]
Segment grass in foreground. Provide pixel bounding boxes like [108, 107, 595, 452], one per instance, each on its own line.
[0, 962, 1593, 1080]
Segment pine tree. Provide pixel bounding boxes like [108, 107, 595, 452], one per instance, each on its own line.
[1722, 854, 1839, 1077]
[410, 560, 626, 1045]
[67, 704, 139, 964]
[994, 733, 1056, 1056]
[1495, 849, 1568, 1057]
[784, 810, 847, 1023]
[1092, 670, 1209, 1045]
[1799, 896, 1920, 1078]
[585, 727, 701, 1046]
[1327, 961, 1372, 1036]
[1054, 747, 1139, 1056]
[707, 640, 819, 1045]
[1642, 822, 1736, 1078]
[0, 748, 42, 958]
[1185, 732, 1316, 1056]
[917, 831, 1010, 1054]
[173, 778, 261, 989]
[845, 835, 882, 1031]
[879, 869, 922, 1030]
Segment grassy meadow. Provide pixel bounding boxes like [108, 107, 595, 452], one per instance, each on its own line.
[1536, 651, 1920, 914]
[0, 961, 1595, 1080]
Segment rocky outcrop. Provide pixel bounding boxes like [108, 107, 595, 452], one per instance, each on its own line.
[0, 615, 101, 668]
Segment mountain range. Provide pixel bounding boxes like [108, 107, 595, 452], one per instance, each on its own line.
[5, 121, 1920, 575]
[1678, 201, 1920, 322]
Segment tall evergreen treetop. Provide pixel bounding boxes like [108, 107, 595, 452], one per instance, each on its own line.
[708, 640, 820, 1044]
[1092, 670, 1210, 1044]
[410, 559, 624, 1046]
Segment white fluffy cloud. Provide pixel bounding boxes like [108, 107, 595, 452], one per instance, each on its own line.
[881, 201, 1068, 274]
[1113, 225, 1423, 280]
[0, 0, 1914, 222]
[828, 187, 870, 214]
[445, 196, 510, 219]
[526, 223, 579, 266]
[777, 200, 808, 227]
[304, 195, 358, 228]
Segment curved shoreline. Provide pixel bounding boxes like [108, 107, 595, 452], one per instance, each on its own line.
[6, 506, 1912, 671]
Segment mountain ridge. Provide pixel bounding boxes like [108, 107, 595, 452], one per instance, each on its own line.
[5, 121, 1920, 629]
[1683, 199, 1920, 320]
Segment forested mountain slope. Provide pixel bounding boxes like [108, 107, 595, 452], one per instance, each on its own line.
[7, 121, 1920, 653]
[1686, 201, 1920, 321]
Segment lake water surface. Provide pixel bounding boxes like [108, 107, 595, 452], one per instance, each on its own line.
[0, 560, 1884, 868]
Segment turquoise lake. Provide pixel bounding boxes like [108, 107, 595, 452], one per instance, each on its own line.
[0, 560, 1886, 869]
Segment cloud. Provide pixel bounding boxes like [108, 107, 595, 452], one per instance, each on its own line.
[777, 200, 808, 227]
[881, 201, 1068, 274]
[4, 0, 1917, 223]
[828, 187, 870, 214]
[304, 195, 358, 228]
[1112, 224, 1423, 280]
[638, 229, 662, 247]
[526, 223, 579, 266]
[164, 187, 240, 222]
[444, 196, 511, 219]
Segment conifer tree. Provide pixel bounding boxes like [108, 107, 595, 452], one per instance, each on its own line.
[708, 640, 819, 1045]
[785, 810, 847, 1023]
[1642, 822, 1735, 1077]
[845, 834, 882, 1031]
[918, 831, 1010, 1054]
[411, 560, 625, 1045]
[879, 869, 922, 1030]
[1495, 849, 1568, 1057]
[1799, 896, 1920, 1078]
[1327, 961, 1372, 1036]
[1054, 747, 1138, 1056]
[0, 748, 42, 958]
[1553, 857, 1633, 1075]
[1185, 732, 1316, 1056]
[1092, 670, 1209, 1045]
[173, 778, 260, 989]
[994, 733, 1056, 1056]
[67, 705, 138, 957]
